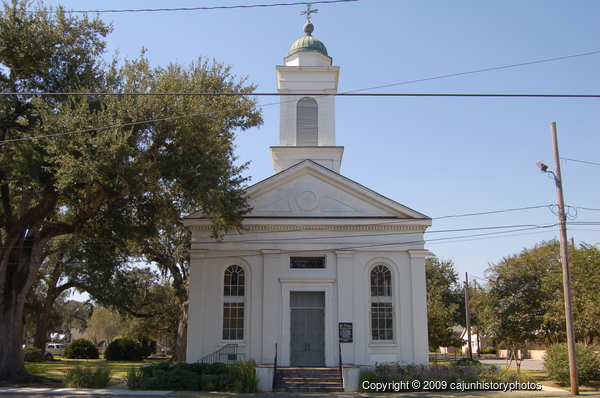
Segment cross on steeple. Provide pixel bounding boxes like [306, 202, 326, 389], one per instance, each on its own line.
[300, 4, 318, 22]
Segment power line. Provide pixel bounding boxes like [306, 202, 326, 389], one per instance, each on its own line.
[561, 157, 600, 167]
[17, 0, 359, 14]
[343, 50, 600, 94]
[187, 221, 597, 246]
[2, 50, 598, 144]
[1, 92, 598, 98]
[434, 205, 555, 220]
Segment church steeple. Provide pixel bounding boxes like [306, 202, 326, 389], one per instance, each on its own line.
[270, 9, 343, 173]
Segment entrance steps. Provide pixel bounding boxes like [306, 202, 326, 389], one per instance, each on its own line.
[273, 367, 343, 393]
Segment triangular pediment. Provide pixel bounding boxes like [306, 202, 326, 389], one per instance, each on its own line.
[244, 160, 428, 220]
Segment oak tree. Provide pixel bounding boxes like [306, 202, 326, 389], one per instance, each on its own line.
[0, 0, 261, 381]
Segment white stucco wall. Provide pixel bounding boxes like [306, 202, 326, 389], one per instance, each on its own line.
[185, 162, 431, 368]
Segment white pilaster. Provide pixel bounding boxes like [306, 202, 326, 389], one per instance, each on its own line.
[336, 250, 355, 364]
[261, 250, 281, 363]
[409, 250, 429, 365]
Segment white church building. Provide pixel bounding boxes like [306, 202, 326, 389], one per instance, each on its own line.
[185, 15, 431, 392]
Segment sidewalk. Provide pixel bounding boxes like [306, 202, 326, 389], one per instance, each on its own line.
[0, 384, 580, 398]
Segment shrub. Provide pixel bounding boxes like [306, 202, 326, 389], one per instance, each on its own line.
[64, 366, 112, 388]
[229, 360, 258, 393]
[63, 339, 99, 359]
[544, 343, 600, 386]
[456, 358, 481, 366]
[139, 361, 170, 378]
[138, 337, 157, 358]
[104, 338, 143, 361]
[125, 367, 145, 390]
[23, 346, 46, 362]
[25, 363, 47, 374]
[148, 368, 199, 391]
[481, 347, 497, 355]
[358, 362, 538, 392]
[127, 360, 256, 392]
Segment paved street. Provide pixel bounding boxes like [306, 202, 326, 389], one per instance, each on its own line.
[479, 358, 545, 371]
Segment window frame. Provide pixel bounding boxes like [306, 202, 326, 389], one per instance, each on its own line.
[222, 264, 246, 341]
[290, 256, 326, 269]
[296, 97, 318, 146]
[369, 264, 395, 342]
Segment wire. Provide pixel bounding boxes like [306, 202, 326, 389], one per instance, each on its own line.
[434, 205, 554, 220]
[1, 50, 598, 144]
[561, 157, 600, 167]
[186, 222, 568, 246]
[343, 50, 600, 94]
[17, 0, 360, 14]
[195, 223, 571, 261]
[2, 92, 599, 98]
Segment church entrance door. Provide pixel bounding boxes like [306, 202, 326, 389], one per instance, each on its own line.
[290, 292, 325, 366]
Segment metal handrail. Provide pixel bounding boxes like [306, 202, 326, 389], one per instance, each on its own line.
[272, 343, 278, 390]
[338, 344, 344, 390]
[196, 343, 238, 364]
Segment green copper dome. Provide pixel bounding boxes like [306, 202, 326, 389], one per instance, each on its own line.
[288, 22, 328, 56]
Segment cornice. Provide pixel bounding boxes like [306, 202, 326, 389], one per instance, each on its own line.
[186, 224, 428, 232]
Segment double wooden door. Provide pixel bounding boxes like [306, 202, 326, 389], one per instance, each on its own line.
[290, 292, 325, 366]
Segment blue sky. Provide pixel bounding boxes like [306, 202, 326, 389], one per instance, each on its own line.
[42, 0, 600, 282]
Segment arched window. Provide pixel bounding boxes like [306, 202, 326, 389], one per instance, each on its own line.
[296, 97, 318, 145]
[370, 265, 394, 341]
[223, 265, 245, 340]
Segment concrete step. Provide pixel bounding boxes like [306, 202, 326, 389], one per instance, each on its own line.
[273, 367, 343, 393]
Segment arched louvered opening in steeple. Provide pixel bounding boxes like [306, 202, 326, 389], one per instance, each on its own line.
[296, 97, 318, 146]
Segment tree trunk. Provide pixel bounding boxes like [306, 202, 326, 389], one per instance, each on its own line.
[0, 293, 28, 381]
[33, 305, 53, 352]
[33, 278, 75, 350]
[0, 238, 46, 381]
[170, 295, 188, 363]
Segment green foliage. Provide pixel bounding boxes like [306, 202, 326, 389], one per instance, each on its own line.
[114, 277, 181, 344]
[456, 358, 481, 366]
[64, 366, 112, 388]
[481, 240, 600, 350]
[23, 347, 46, 362]
[104, 338, 143, 361]
[543, 343, 600, 386]
[426, 254, 463, 350]
[482, 244, 549, 350]
[24, 363, 46, 374]
[541, 243, 600, 344]
[229, 360, 258, 393]
[150, 369, 200, 391]
[358, 362, 538, 392]
[63, 339, 100, 359]
[138, 338, 157, 359]
[84, 307, 124, 345]
[0, 0, 261, 382]
[125, 367, 145, 390]
[129, 361, 256, 392]
[480, 347, 497, 355]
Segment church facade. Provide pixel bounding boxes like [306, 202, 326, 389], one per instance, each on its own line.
[185, 18, 431, 391]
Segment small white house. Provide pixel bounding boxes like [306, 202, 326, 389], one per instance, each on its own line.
[185, 19, 432, 391]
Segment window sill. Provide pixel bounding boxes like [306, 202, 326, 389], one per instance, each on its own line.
[219, 342, 247, 347]
[369, 342, 398, 347]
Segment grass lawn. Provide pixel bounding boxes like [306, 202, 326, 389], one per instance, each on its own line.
[25, 357, 168, 386]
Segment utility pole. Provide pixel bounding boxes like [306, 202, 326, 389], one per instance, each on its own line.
[538, 123, 579, 395]
[465, 272, 472, 359]
[474, 282, 481, 358]
[550, 122, 579, 396]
